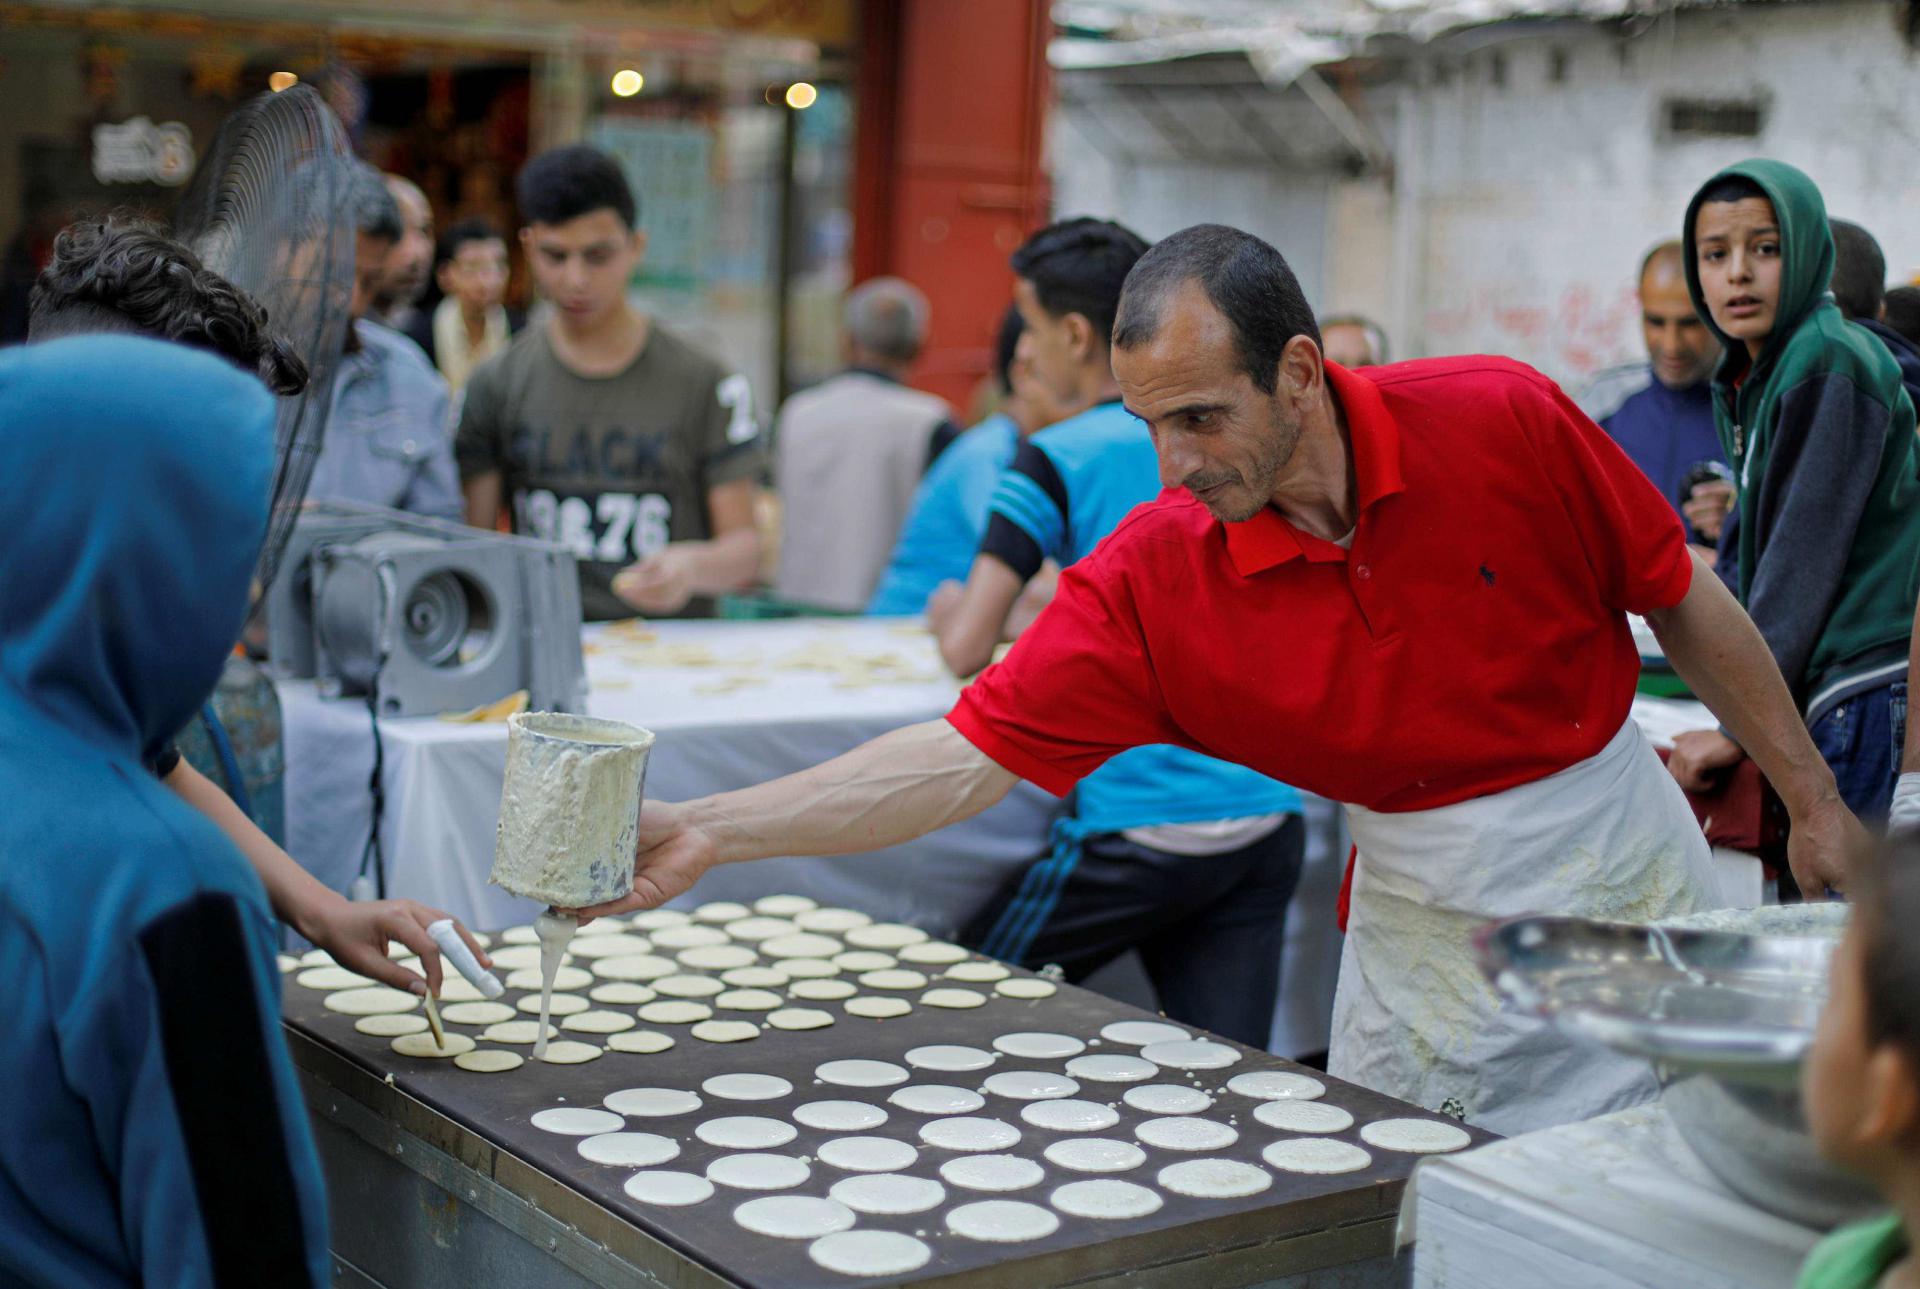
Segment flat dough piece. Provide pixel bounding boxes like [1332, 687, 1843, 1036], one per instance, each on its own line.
[434, 977, 489, 1003]
[1045, 1138, 1148, 1174]
[995, 978, 1057, 999]
[1360, 1118, 1473, 1154]
[487, 944, 556, 970]
[624, 1170, 712, 1206]
[817, 1060, 909, 1088]
[920, 1116, 1020, 1152]
[722, 916, 798, 942]
[735, 1195, 856, 1239]
[777, 957, 842, 979]
[680, 945, 758, 971]
[499, 926, 541, 945]
[607, 1029, 677, 1054]
[605, 1087, 701, 1116]
[565, 933, 655, 959]
[562, 1009, 637, 1034]
[753, 894, 817, 916]
[482, 1020, 558, 1045]
[706, 1152, 811, 1191]
[504, 965, 592, 992]
[324, 987, 419, 1016]
[1125, 1085, 1214, 1116]
[694, 900, 752, 923]
[946, 961, 1012, 983]
[844, 996, 911, 1020]
[921, 988, 988, 1010]
[1159, 1158, 1273, 1199]
[831, 1173, 945, 1215]
[767, 1008, 834, 1031]
[1227, 1070, 1326, 1101]
[591, 954, 678, 982]
[720, 967, 788, 988]
[631, 909, 692, 931]
[836, 951, 897, 973]
[355, 1013, 428, 1037]
[441, 1001, 515, 1025]
[1135, 1117, 1238, 1152]
[898, 940, 970, 965]
[762, 933, 843, 959]
[638, 1001, 713, 1025]
[1142, 1039, 1241, 1070]
[807, 1230, 931, 1277]
[1022, 1099, 1120, 1132]
[589, 982, 657, 1005]
[651, 925, 729, 949]
[890, 1085, 986, 1115]
[946, 1199, 1059, 1243]
[1065, 1055, 1157, 1084]
[653, 974, 724, 999]
[993, 1032, 1084, 1060]
[578, 1132, 679, 1166]
[532, 1107, 624, 1136]
[857, 968, 926, 991]
[817, 1136, 920, 1173]
[1255, 1100, 1356, 1134]
[298, 966, 374, 990]
[697, 1116, 798, 1149]
[517, 992, 590, 1016]
[795, 1100, 890, 1131]
[692, 1020, 759, 1043]
[906, 1044, 996, 1072]
[574, 916, 631, 935]
[845, 923, 930, 950]
[983, 1070, 1078, 1101]
[789, 978, 856, 1001]
[538, 1041, 604, 1064]
[1101, 1020, 1191, 1046]
[794, 907, 872, 934]
[703, 1072, 793, 1101]
[1050, 1179, 1163, 1220]
[715, 988, 783, 1011]
[940, 1154, 1045, 1192]
[453, 1048, 524, 1073]
[277, 953, 300, 973]
[1263, 1137, 1373, 1174]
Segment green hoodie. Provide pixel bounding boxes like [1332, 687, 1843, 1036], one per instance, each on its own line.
[1683, 159, 1920, 716]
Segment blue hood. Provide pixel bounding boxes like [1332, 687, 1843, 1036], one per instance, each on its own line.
[0, 336, 274, 765]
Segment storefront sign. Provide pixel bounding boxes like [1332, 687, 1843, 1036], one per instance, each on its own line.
[92, 116, 197, 186]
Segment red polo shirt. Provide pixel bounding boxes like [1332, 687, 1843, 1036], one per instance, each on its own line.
[947, 356, 1694, 813]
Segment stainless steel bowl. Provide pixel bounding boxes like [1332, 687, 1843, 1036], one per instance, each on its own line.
[1477, 904, 1877, 1226]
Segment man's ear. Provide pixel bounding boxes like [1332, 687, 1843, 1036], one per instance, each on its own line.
[1063, 311, 1098, 364]
[1277, 334, 1325, 402]
[1858, 1046, 1920, 1148]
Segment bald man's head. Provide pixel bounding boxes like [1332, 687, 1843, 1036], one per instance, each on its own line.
[377, 173, 434, 308]
[1638, 239, 1716, 390]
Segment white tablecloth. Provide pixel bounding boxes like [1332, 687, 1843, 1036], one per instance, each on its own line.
[279, 618, 1349, 1054]
[1407, 1103, 1822, 1288]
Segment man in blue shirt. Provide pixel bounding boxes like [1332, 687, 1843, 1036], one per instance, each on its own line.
[930, 219, 1304, 1048]
[0, 336, 330, 1287]
[1579, 240, 1731, 557]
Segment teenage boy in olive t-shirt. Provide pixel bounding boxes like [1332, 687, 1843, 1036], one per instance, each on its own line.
[456, 146, 765, 621]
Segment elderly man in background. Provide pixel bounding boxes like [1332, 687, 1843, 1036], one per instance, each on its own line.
[306, 164, 462, 521]
[373, 173, 436, 348]
[774, 277, 959, 612]
[1317, 314, 1387, 368]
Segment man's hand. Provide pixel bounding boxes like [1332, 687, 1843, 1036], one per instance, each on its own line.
[1784, 792, 1866, 900]
[302, 895, 492, 997]
[614, 548, 697, 615]
[1682, 479, 1736, 543]
[926, 580, 964, 633]
[1667, 728, 1746, 792]
[568, 801, 718, 921]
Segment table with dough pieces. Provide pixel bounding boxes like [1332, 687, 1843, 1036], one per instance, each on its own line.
[281, 895, 1491, 1287]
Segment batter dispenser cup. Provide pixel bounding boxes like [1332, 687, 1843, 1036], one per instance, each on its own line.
[490, 712, 654, 908]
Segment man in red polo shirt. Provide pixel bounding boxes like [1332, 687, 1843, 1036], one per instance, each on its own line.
[578, 225, 1859, 1134]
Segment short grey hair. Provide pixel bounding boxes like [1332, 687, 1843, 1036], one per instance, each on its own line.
[350, 162, 403, 242]
[845, 276, 930, 364]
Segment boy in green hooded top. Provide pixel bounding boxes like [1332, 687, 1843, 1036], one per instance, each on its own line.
[1667, 160, 1920, 827]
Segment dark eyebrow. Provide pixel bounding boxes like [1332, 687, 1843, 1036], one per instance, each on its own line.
[1139, 401, 1228, 422]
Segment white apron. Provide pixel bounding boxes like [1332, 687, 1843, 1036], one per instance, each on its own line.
[1330, 719, 1724, 1136]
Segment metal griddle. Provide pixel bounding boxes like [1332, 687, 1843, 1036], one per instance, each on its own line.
[285, 955, 1493, 1288]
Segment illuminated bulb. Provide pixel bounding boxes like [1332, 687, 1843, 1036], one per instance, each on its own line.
[269, 71, 299, 93]
[784, 81, 818, 110]
[611, 68, 643, 98]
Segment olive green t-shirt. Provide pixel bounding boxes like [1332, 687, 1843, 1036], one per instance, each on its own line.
[454, 321, 765, 620]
